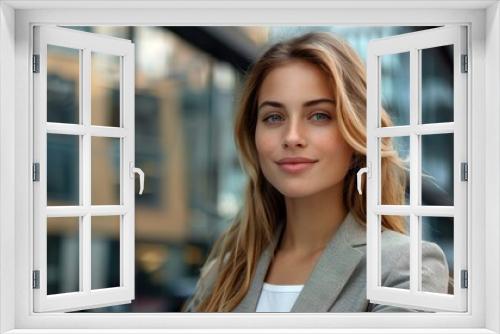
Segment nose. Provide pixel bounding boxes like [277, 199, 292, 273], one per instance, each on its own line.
[282, 116, 306, 149]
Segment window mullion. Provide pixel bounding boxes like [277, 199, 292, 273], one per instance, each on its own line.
[82, 47, 91, 294]
[374, 122, 454, 137]
[46, 123, 127, 137]
[375, 205, 454, 216]
[409, 47, 420, 293]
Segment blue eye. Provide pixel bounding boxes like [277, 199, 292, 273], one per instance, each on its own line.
[311, 113, 331, 121]
[264, 114, 283, 124]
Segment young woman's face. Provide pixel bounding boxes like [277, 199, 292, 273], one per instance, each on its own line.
[255, 60, 354, 198]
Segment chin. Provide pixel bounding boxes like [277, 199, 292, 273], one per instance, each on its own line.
[274, 185, 317, 198]
[273, 179, 343, 199]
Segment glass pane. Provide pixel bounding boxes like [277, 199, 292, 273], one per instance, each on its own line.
[380, 136, 410, 205]
[47, 217, 79, 294]
[421, 45, 454, 124]
[47, 134, 79, 206]
[421, 134, 454, 206]
[91, 137, 121, 205]
[91, 216, 121, 289]
[47, 44, 80, 124]
[420, 216, 453, 295]
[91, 52, 121, 127]
[380, 52, 410, 127]
[381, 215, 410, 289]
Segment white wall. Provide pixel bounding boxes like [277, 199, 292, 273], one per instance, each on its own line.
[0, 2, 16, 333]
[485, 2, 500, 333]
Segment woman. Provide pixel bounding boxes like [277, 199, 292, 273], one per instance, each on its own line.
[182, 31, 449, 313]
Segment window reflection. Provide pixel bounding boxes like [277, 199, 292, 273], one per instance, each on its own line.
[47, 44, 80, 124]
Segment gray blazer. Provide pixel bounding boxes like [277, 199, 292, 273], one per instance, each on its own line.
[185, 211, 449, 312]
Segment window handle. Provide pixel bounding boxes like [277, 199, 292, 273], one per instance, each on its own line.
[356, 163, 371, 195]
[130, 162, 145, 195]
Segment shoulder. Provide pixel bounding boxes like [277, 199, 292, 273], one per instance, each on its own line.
[381, 228, 448, 260]
[368, 229, 450, 311]
[183, 255, 228, 312]
[379, 228, 449, 293]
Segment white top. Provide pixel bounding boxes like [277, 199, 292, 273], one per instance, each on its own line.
[255, 282, 304, 312]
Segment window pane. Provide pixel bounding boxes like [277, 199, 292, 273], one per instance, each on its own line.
[47, 44, 80, 124]
[91, 52, 121, 127]
[379, 136, 410, 205]
[421, 134, 454, 206]
[421, 45, 454, 124]
[420, 216, 454, 295]
[47, 217, 80, 294]
[381, 215, 410, 289]
[379, 52, 410, 127]
[91, 137, 121, 205]
[47, 134, 80, 206]
[91, 216, 121, 289]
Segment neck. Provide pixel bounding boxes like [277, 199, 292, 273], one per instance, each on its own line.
[278, 184, 347, 257]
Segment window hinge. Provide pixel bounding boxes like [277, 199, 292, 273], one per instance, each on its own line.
[33, 163, 40, 182]
[32, 55, 40, 73]
[461, 162, 468, 181]
[461, 54, 468, 73]
[33, 270, 40, 289]
[461, 269, 468, 289]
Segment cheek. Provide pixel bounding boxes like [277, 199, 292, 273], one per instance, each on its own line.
[255, 127, 275, 159]
[322, 132, 353, 167]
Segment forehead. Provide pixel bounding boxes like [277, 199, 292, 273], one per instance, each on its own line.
[257, 60, 335, 103]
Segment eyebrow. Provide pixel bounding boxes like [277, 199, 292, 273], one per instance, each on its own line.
[257, 98, 336, 113]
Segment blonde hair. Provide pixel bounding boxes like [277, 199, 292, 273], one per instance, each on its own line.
[183, 31, 407, 312]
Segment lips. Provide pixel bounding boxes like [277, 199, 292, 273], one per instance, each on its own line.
[276, 157, 318, 174]
[276, 157, 318, 164]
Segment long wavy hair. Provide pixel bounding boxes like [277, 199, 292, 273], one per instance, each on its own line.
[183, 31, 408, 312]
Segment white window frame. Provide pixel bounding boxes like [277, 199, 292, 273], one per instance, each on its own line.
[0, 1, 499, 333]
[32, 25, 136, 312]
[365, 25, 468, 312]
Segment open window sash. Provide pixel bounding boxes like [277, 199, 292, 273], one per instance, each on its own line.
[365, 25, 467, 312]
[33, 25, 139, 312]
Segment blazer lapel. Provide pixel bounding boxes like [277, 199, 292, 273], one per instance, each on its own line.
[290, 212, 365, 312]
[232, 211, 366, 312]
